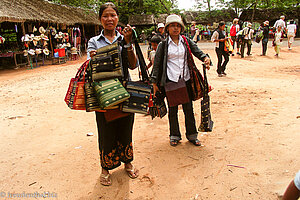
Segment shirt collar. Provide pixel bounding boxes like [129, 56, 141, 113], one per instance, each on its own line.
[97, 30, 123, 43]
[168, 35, 184, 45]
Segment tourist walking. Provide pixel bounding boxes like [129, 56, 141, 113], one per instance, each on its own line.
[287, 20, 297, 50]
[261, 20, 270, 56]
[211, 21, 229, 77]
[274, 15, 287, 32]
[87, 2, 139, 186]
[151, 14, 210, 147]
[229, 18, 240, 56]
[240, 22, 254, 58]
[274, 25, 283, 57]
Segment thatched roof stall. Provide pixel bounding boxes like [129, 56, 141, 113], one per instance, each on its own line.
[0, 0, 98, 25]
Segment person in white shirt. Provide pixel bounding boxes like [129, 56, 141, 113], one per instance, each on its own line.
[287, 20, 297, 50]
[151, 14, 210, 147]
[274, 25, 283, 57]
[274, 15, 287, 32]
[282, 170, 300, 200]
[240, 22, 254, 58]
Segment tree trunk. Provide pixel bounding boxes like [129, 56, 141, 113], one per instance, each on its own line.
[251, 1, 257, 23]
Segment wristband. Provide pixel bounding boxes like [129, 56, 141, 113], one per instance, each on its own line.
[124, 42, 132, 48]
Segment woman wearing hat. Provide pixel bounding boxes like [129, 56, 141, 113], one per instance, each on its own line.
[156, 23, 165, 39]
[87, 2, 139, 186]
[151, 14, 210, 147]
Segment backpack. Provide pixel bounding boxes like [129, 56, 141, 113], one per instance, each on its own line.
[230, 25, 237, 36]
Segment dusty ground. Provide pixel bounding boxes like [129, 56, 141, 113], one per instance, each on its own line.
[0, 40, 299, 200]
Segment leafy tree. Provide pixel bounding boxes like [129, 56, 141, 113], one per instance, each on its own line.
[48, 0, 177, 24]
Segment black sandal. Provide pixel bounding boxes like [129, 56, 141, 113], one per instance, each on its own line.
[189, 139, 201, 146]
[170, 139, 179, 146]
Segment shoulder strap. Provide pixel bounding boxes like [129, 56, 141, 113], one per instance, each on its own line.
[132, 29, 149, 82]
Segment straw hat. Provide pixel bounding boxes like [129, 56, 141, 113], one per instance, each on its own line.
[43, 48, 50, 55]
[39, 26, 46, 34]
[21, 34, 30, 42]
[33, 36, 41, 41]
[51, 28, 57, 36]
[23, 50, 28, 56]
[165, 14, 185, 32]
[29, 34, 34, 41]
[71, 47, 77, 54]
[58, 32, 63, 39]
[264, 20, 269, 26]
[66, 43, 71, 48]
[28, 49, 35, 55]
[41, 34, 49, 41]
[35, 48, 42, 55]
[247, 22, 252, 27]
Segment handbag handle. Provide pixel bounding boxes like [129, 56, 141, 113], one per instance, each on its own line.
[132, 29, 150, 82]
[202, 63, 209, 97]
[77, 60, 89, 82]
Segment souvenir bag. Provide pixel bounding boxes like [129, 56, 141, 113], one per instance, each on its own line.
[122, 29, 152, 114]
[165, 77, 189, 107]
[224, 38, 233, 53]
[65, 60, 89, 110]
[84, 62, 104, 112]
[198, 64, 214, 132]
[182, 35, 205, 101]
[149, 92, 167, 119]
[93, 78, 130, 109]
[90, 42, 123, 81]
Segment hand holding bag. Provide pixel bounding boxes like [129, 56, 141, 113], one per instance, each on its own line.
[121, 29, 152, 114]
[198, 64, 214, 132]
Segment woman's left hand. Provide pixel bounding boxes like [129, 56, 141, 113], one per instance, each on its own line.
[204, 57, 211, 70]
[122, 24, 134, 45]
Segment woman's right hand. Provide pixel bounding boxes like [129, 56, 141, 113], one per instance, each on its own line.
[152, 83, 160, 98]
[89, 50, 96, 58]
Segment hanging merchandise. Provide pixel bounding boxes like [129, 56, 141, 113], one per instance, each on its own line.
[33, 26, 37, 33]
[0, 35, 6, 44]
[39, 26, 46, 34]
[15, 25, 18, 33]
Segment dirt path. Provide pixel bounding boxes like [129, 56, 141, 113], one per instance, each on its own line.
[0, 44, 299, 200]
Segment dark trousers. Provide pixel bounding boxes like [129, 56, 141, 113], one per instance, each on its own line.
[262, 38, 268, 55]
[215, 47, 229, 75]
[240, 39, 252, 58]
[167, 80, 197, 141]
[95, 112, 134, 170]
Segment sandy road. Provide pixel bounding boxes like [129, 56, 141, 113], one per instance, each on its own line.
[0, 41, 299, 200]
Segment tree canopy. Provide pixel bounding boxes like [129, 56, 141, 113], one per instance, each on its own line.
[48, 0, 178, 24]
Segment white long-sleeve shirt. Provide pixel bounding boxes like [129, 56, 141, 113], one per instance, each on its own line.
[167, 35, 190, 82]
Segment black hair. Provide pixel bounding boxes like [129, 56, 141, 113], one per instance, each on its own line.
[150, 35, 162, 44]
[99, 2, 119, 19]
[219, 21, 225, 27]
[290, 20, 295, 24]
